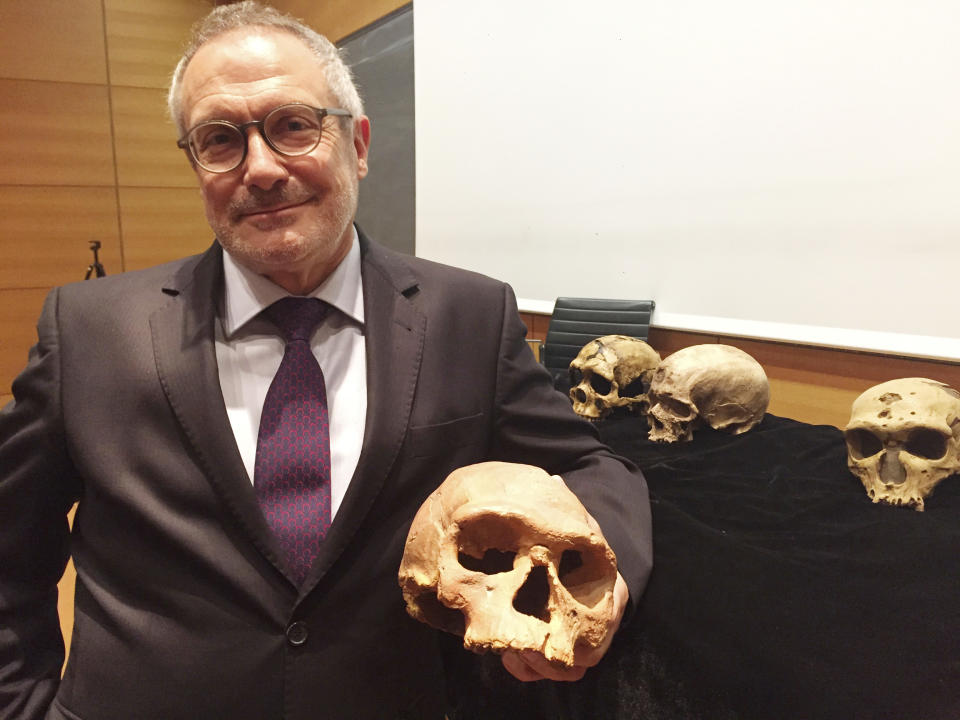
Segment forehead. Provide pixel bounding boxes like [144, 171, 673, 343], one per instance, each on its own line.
[180, 28, 332, 125]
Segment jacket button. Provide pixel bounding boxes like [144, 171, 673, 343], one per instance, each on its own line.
[286, 621, 308, 646]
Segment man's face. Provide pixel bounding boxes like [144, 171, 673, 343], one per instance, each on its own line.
[179, 29, 370, 293]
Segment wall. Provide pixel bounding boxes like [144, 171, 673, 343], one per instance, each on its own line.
[414, 0, 960, 362]
[0, 0, 216, 410]
[269, 0, 408, 43]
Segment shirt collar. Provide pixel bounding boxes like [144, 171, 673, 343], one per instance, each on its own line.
[220, 225, 365, 337]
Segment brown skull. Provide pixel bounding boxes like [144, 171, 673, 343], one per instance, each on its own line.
[845, 378, 960, 511]
[568, 335, 661, 421]
[398, 462, 618, 668]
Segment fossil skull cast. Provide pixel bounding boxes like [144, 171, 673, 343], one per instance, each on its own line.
[844, 378, 960, 511]
[568, 335, 661, 421]
[398, 461, 618, 668]
[645, 344, 769, 443]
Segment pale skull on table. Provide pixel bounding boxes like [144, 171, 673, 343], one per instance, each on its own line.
[845, 377, 960, 511]
[644, 344, 769, 443]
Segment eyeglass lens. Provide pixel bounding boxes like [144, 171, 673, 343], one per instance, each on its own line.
[189, 105, 324, 171]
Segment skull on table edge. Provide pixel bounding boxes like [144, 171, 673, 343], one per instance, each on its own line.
[568, 335, 661, 421]
[845, 377, 960, 511]
[644, 344, 770, 443]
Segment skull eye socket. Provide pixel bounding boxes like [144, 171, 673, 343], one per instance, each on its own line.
[590, 375, 612, 396]
[905, 428, 948, 460]
[457, 548, 516, 574]
[846, 428, 883, 459]
[455, 515, 521, 574]
[620, 377, 647, 398]
[558, 546, 615, 608]
[653, 394, 695, 420]
[569, 367, 583, 385]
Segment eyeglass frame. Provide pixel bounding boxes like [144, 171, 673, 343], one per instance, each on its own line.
[176, 103, 353, 173]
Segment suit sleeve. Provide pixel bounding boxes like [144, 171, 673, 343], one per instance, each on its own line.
[0, 288, 80, 719]
[489, 284, 653, 609]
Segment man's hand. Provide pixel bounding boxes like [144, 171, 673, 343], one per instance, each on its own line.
[500, 571, 629, 682]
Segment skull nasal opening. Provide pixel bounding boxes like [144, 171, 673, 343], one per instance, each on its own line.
[513, 565, 551, 623]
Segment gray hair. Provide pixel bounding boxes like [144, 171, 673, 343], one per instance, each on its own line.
[167, 0, 363, 137]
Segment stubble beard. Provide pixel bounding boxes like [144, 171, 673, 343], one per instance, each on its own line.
[214, 179, 358, 276]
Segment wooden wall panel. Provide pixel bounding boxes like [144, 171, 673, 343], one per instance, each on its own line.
[59, 555, 77, 665]
[0, 80, 115, 187]
[112, 86, 197, 188]
[0, 0, 107, 85]
[647, 328, 716, 358]
[105, 0, 214, 89]
[1, 288, 50, 395]
[728, 337, 960, 429]
[119, 187, 212, 270]
[271, 0, 410, 42]
[525, 313, 960, 429]
[0, 187, 122, 288]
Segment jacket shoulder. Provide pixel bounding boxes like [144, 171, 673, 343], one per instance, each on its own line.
[361, 237, 508, 303]
[57, 248, 214, 306]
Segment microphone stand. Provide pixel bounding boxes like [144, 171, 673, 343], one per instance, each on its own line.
[84, 241, 107, 279]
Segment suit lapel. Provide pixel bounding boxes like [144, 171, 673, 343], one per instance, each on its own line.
[150, 244, 289, 580]
[149, 236, 426, 591]
[306, 233, 426, 582]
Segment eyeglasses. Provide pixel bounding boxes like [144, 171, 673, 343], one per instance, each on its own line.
[176, 103, 352, 173]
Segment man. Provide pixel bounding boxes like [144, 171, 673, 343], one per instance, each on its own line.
[0, 3, 652, 718]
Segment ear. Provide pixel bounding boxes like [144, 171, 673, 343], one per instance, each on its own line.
[354, 115, 371, 179]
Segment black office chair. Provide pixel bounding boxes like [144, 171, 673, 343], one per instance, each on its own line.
[539, 297, 656, 384]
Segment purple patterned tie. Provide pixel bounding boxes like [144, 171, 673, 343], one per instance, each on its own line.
[254, 297, 331, 585]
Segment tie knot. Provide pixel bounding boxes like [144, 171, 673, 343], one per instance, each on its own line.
[264, 297, 329, 343]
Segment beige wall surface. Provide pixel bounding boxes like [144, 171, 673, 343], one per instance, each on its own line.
[0, 0, 214, 399]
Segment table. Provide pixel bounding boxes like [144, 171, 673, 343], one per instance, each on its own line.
[446, 412, 960, 719]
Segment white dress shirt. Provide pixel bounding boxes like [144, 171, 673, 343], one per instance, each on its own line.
[215, 227, 367, 521]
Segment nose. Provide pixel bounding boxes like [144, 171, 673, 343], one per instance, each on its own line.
[242, 128, 288, 190]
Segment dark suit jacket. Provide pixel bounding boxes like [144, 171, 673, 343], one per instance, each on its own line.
[0, 233, 652, 720]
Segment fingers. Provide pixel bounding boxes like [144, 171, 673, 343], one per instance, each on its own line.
[499, 572, 631, 684]
[501, 650, 587, 682]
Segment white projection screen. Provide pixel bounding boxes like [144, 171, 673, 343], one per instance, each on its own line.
[413, 1, 960, 360]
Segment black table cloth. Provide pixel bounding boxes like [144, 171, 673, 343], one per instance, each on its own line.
[446, 412, 960, 720]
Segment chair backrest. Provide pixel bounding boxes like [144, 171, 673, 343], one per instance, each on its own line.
[540, 297, 656, 380]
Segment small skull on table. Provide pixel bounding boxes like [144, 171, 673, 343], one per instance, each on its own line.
[568, 335, 661, 421]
